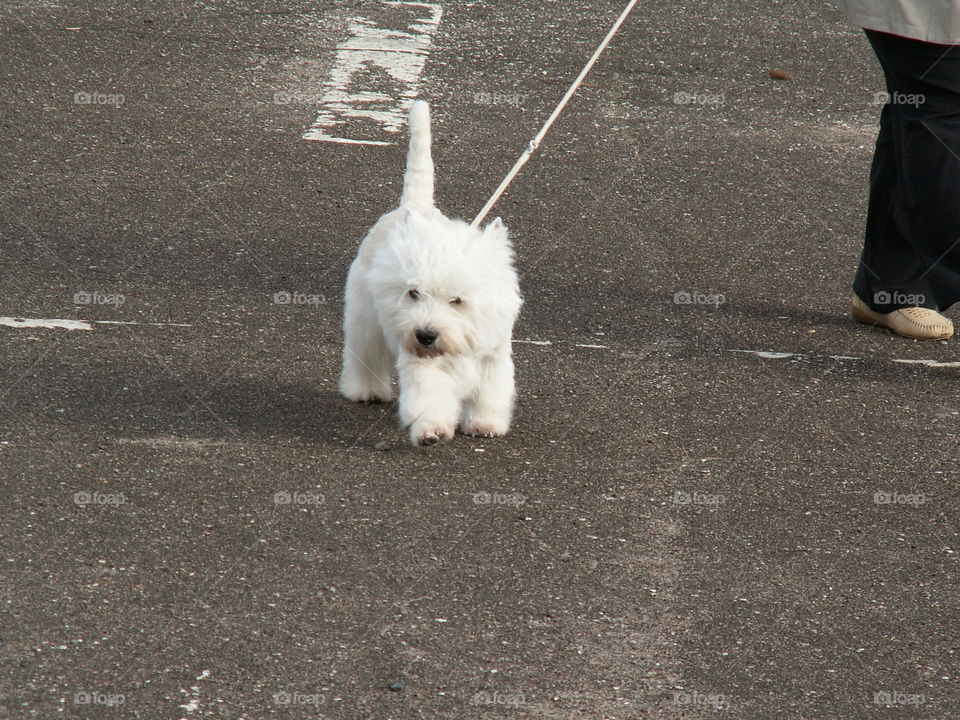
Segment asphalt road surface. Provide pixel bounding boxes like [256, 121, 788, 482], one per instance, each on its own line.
[2, 0, 958, 718]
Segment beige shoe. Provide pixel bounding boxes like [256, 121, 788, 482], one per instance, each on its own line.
[851, 294, 953, 340]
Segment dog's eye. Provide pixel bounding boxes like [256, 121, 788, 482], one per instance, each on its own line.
[408, 289, 420, 301]
[450, 297, 463, 305]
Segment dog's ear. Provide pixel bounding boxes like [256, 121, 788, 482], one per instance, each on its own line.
[484, 216, 508, 241]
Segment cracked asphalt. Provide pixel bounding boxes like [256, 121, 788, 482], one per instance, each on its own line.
[1, 0, 958, 718]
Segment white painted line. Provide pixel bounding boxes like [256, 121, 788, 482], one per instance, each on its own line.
[337, 46, 429, 55]
[0, 317, 92, 331]
[513, 340, 606, 349]
[0, 317, 192, 330]
[308, 137, 393, 146]
[892, 358, 960, 368]
[93, 320, 194, 327]
[302, 1, 442, 145]
[730, 349, 802, 360]
[732, 349, 960, 369]
[117, 436, 227, 449]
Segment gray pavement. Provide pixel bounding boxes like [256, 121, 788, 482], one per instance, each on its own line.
[1, 0, 958, 718]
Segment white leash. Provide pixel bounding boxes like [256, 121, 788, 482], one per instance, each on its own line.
[471, 0, 642, 227]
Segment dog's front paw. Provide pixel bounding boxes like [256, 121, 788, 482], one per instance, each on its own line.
[410, 420, 455, 446]
[343, 388, 393, 404]
[340, 380, 393, 404]
[461, 419, 509, 438]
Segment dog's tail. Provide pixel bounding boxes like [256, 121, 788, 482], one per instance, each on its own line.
[400, 100, 434, 207]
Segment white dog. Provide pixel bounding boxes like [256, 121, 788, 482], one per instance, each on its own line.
[339, 101, 522, 446]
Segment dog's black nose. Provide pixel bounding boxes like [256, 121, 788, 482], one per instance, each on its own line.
[415, 329, 438, 347]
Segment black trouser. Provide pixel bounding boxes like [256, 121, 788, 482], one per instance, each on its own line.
[853, 30, 960, 313]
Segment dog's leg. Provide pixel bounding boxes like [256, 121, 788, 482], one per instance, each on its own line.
[461, 349, 515, 437]
[339, 269, 394, 403]
[397, 358, 460, 446]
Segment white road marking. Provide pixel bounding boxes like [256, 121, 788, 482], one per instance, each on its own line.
[892, 358, 960, 368]
[302, 1, 442, 145]
[730, 349, 800, 360]
[514, 340, 608, 349]
[117, 436, 227, 449]
[90, 320, 193, 327]
[0, 317, 192, 330]
[310, 136, 392, 146]
[0, 317, 92, 330]
[732, 348, 960, 369]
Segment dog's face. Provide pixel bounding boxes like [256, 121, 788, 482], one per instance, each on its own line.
[397, 284, 471, 358]
[368, 210, 522, 357]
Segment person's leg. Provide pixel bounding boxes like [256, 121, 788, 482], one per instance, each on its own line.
[852, 102, 919, 306]
[853, 30, 960, 313]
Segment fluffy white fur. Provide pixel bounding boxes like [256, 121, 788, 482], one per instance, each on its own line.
[339, 101, 522, 446]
